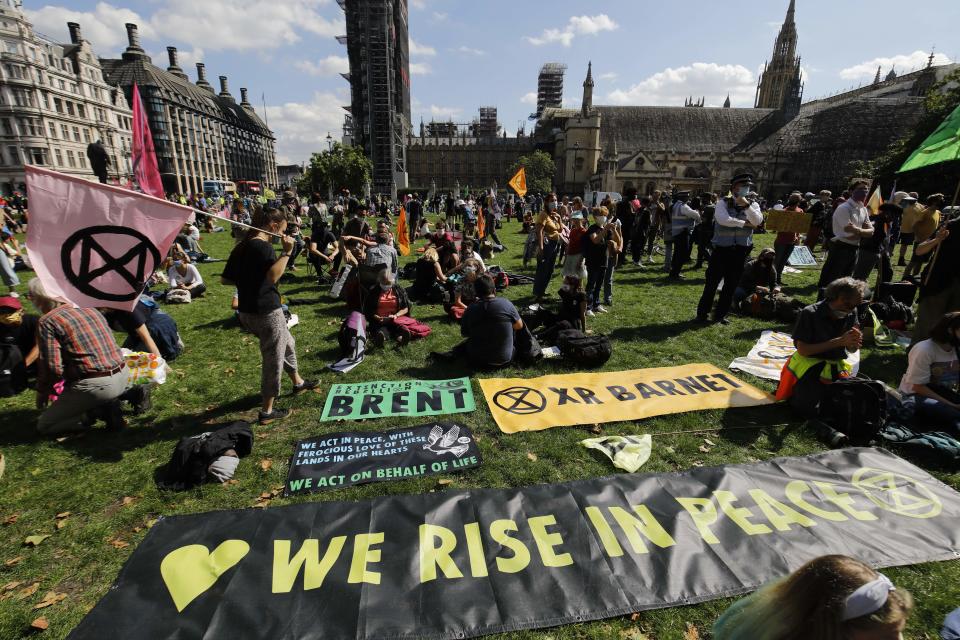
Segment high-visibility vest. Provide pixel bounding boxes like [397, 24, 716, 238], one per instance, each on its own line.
[713, 202, 754, 247]
[671, 202, 696, 236]
[775, 351, 853, 401]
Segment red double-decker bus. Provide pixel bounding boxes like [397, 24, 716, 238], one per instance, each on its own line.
[236, 180, 261, 195]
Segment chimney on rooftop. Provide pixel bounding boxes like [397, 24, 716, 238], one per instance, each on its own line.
[125, 23, 143, 51]
[67, 22, 81, 45]
[195, 62, 213, 90]
[240, 87, 251, 106]
[218, 75, 232, 99]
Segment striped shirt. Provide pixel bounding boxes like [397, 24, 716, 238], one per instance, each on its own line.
[38, 306, 123, 384]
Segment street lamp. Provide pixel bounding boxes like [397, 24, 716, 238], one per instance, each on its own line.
[326, 132, 333, 152]
[768, 136, 785, 201]
[572, 142, 580, 196]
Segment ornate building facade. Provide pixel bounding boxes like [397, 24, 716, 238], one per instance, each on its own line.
[406, 129, 534, 193]
[535, 0, 955, 198]
[100, 24, 278, 195]
[0, 1, 132, 195]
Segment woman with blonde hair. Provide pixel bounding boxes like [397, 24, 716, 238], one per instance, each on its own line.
[713, 555, 912, 640]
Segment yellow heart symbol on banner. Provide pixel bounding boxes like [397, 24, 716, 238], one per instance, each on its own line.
[160, 541, 250, 612]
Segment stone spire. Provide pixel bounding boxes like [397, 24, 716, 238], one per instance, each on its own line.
[723, 94, 731, 108]
[581, 61, 594, 117]
[755, 0, 802, 115]
[885, 67, 897, 82]
[873, 66, 882, 85]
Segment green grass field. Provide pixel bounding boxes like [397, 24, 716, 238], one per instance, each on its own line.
[0, 218, 957, 639]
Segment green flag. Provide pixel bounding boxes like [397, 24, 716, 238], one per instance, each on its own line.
[898, 103, 960, 173]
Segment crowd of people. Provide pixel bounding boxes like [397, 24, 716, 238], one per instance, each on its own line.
[2, 170, 959, 637]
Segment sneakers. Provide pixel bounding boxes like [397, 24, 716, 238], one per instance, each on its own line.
[595, 305, 608, 314]
[258, 407, 293, 425]
[715, 317, 731, 325]
[694, 315, 711, 324]
[124, 384, 153, 415]
[585, 309, 596, 317]
[102, 400, 127, 432]
[293, 379, 319, 394]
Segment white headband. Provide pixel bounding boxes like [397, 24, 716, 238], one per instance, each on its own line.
[842, 573, 895, 621]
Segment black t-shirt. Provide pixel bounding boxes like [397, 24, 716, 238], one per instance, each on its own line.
[792, 300, 858, 362]
[583, 224, 608, 269]
[310, 226, 337, 255]
[343, 216, 370, 240]
[109, 302, 149, 337]
[0, 313, 38, 358]
[223, 238, 282, 314]
[559, 287, 586, 321]
[461, 296, 521, 367]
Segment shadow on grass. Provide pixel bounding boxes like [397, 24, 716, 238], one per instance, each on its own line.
[609, 319, 703, 342]
[718, 405, 805, 452]
[0, 394, 263, 462]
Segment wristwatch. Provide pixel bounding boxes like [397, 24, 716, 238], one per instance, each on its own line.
[280, 253, 292, 258]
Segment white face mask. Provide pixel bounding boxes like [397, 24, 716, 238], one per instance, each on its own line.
[380, 283, 392, 291]
[595, 216, 607, 226]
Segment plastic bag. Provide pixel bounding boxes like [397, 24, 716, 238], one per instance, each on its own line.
[122, 350, 168, 385]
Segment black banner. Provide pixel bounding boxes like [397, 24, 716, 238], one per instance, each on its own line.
[285, 422, 482, 495]
[68, 449, 960, 640]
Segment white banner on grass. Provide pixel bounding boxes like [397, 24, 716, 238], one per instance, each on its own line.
[729, 330, 859, 381]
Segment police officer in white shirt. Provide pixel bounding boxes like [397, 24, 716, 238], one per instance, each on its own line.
[668, 190, 701, 280]
[817, 180, 873, 299]
[696, 174, 764, 324]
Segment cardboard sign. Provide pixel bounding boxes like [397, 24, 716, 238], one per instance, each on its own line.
[478, 364, 773, 433]
[321, 378, 475, 421]
[764, 209, 812, 234]
[285, 422, 481, 495]
[68, 449, 960, 640]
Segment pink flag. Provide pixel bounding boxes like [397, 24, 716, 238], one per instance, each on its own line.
[25, 165, 192, 311]
[131, 83, 165, 199]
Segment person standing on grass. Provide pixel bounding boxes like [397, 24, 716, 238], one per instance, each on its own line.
[584, 207, 612, 316]
[695, 174, 763, 325]
[601, 208, 624, 307]
[667, 190, 701, 281]
[221, 208, 318, 425]
[903, 193, 944, 280]
[817, 181, 873, 299]
[911, 215, 960, 345]
[533, 192, 564, 303]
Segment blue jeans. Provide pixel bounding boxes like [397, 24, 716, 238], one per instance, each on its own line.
[533, 238, 560, 297]
[913, 396, 960, 435]
[0, 253, 18, 288]
[586, 264, 606, 309]
[603, 255, 616, 304]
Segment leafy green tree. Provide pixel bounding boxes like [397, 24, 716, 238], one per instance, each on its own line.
[851, 68, 960, 196]
[508, 150, 556, 195]
[298, 143, 372, 196]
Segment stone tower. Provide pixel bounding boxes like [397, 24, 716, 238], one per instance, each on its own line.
[755, 0, 803, 117]
[581, 61, 594, 117]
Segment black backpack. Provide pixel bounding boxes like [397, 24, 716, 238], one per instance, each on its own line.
[158, 421, 254, 490]
[820, 378, 887, 442]
[0, 339, 27, 398]
[557, 329, 612, 368]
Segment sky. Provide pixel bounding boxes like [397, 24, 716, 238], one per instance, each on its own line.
[22, 0, 959, 166]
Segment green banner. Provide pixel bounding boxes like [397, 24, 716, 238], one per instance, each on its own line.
[899, 103, 960, 173]
[320, 378, 475, 421]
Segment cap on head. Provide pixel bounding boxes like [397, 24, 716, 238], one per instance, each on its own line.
[0, 295, 21, 310]
[731, 173, 755, 186]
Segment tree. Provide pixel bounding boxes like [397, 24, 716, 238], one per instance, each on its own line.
[508, 150, 556, 195]
[298, 143, 372, 197]
[852, 68, 960, 196]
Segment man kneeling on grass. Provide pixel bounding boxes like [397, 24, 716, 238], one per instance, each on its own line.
[776, 277, 866, 418]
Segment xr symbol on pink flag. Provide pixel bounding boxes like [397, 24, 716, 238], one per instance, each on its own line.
[61, 225, 160, 302]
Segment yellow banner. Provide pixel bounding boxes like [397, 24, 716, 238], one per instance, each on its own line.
[764, 209, 812, 234]
[478, 364, 774, 433]
[508, 167, 527, 198]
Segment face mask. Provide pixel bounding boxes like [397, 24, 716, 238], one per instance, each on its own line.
[831, 307, 851, 320]
[173, 260, 183, 267]
[547, 202, 557, 211]
[380, 283, 392, 291]
[0, 309, 22, 325]
[463, 266, 475, 274]
[737, 186, 751, 198]
[595, 216, 607, 226]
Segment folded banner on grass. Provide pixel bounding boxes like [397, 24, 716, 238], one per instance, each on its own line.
[729, 331, 859, 382]
[478, 364, 772, 433]
[285, 422, 481, 495]
[24, 165, 192, 311]
[320, 377, 475, 421]
[67, 448, 960, 640]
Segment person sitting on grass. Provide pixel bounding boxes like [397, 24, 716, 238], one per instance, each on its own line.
[166, 254, 206, 299]
[558, 275, 587, 331]
[306, 217, 339, 283]
[713, 555, 912, 640]
[445, 263, 481, 321]
[461, 274, 523, 369]
[221, 207, 318, 425]
[776, 277, 865, 418]
[364, 270, 411, 348]
[898, 311, 960, 435]
[408, 247, 447, 303]
[0, 294, 38, 378]
[734, 248, 779, 307]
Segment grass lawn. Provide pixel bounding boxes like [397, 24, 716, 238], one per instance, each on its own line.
[0, 217, 957, 639]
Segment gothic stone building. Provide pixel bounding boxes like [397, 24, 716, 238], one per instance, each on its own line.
[536, 1, 956, 198]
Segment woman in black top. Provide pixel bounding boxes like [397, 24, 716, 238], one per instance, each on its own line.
[222, 208, 317, 424]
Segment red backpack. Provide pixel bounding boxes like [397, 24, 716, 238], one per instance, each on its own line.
[392, 315, 431, 340]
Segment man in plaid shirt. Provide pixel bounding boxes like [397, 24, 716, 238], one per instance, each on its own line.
[29, 278, 130, 435]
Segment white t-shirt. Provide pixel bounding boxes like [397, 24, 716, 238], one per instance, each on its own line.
[168, 263, 204, 288]
[899, 339, 959, 394]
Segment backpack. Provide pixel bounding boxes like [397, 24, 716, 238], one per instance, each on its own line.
[157, 421, 254, 490]
[557, 329, 612, 368]
[819, 378, 887, 442]
[338, 311, 367, 357]
[0, 339, 27, 397]
[393, 315, 431, 340]
[514, 324, 543, 364]
[165, 288, 191, 304]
